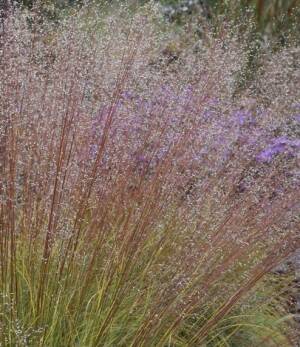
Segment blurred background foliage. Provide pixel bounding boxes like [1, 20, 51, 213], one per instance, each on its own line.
[2, 0, 299, 42]
[1, 0, 298, 94]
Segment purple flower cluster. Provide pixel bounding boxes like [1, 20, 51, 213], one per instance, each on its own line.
[257, 137, 300, 163]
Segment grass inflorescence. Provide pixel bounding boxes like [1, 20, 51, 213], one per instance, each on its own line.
[0, 2, 299, 346]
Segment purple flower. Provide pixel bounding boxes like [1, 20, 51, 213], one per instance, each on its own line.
[257, 145, 284, 163]
[257, 137, 300, 163]
[207, 97, 220, 106]
[291, 102, 300, 110]
[135, 154, 149, 164]
[294, 114, 300, 123]
[203, 109, 213, 120]
[89, 144, 98, 159]
[234, 110, 255, 126]
[121, 91, 135, 100]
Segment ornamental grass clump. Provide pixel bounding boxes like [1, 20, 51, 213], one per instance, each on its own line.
[0, 3, 299, 346]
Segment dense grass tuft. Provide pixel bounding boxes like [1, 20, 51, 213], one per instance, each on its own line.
[0, 3, 299, 346]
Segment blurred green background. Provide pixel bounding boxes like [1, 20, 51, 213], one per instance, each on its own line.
[5, 0, 299, 39]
